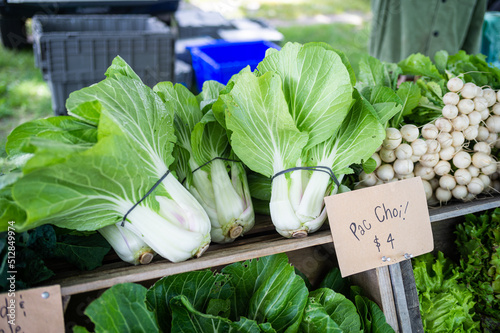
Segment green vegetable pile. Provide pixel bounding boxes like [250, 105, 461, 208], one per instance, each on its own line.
[413, 252, 479, 332]
[0, 225, 111, 291]
[355, 51, 500, 205]
[71, 253, 394, 333]
[413, 208, 500, 332]
[456, 208, 500, 331]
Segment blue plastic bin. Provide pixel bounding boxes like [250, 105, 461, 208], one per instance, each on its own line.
[188, 40, 280, 92]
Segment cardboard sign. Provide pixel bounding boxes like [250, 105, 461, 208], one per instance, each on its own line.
[0, 285, 65, 332]
[324, 177, 434, 277]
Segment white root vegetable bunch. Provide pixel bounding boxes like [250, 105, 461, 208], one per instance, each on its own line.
[358, 78, 500, 205]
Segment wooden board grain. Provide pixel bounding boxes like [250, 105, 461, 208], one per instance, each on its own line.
[400, 260, 424, 333]
[54, 230, 334, 296]
[389, 263, 411, 332]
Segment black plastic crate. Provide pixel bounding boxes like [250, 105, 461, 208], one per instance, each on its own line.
[47, 67, 163, 115]
[32, 15, 176, 87]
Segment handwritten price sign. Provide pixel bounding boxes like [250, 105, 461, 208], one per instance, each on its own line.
[324, 177, 434, 277]
[0, 285, 64, 333]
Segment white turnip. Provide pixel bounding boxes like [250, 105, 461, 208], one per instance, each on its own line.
[447, 77, 464, 92]
[473, 96, 488, 112]
[473, 141, 491, 155]
[411, 139, 428, 156]
[468, 111, 482, 126]
[483, 88, 497, 106]
[452, 114, 470, 131]
[434, 160, 451, 176]
[422, 124, 439, 140]
[400, 124, 420, 142]
[383, 128, 402, 149]
[380, 148, 396, 163]
[439, 146, 455, 161]
[435, 187, 452, 203]
[467, 177, 484, 195]
[452, 185, 468, 200]
[457, 98, 475, 114]
[395, 143, 413, 160]
[420, 153, 440, 167]
[439, 174, 456, 190]
[393, 159, 414, 176]
[463, 125, 479, 141]
[414, 163, 436, 180]
[477, 126, 490, 141]
[453, 151, 472, 168]
[461, 82, 478, 99]
[442, 105, 459, 119]
[377, 164, 395, 181]
[455, 168, 472, 185]
[443, 92, 460, 105]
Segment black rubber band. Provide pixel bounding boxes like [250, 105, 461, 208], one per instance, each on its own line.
[120, 170, 171, 227]
[271, 166, 340, 188]
[181, 157, 241, 184]
[191, 157, 240, 174]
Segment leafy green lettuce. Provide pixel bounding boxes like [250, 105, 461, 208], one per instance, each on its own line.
[456, 209, 500, 331]
[413, 252, 479, 332]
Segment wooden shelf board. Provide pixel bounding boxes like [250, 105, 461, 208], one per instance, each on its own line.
[55, 230, 333, 296]
[428, 195, 500, 222]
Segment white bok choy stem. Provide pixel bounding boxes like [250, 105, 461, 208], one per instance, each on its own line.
[98, 223, 155, 265]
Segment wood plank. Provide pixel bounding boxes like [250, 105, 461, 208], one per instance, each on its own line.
[54, 230, 334, 296]
[376, 266, 400, 332]
[428, 195, 500, 222]
[389, 263, 411, 332]
[400, 260, 424, 333]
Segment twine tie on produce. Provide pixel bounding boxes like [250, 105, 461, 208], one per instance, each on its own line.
[271, 166, 340, 188]
[120, 170, 171, 227]
[181, 157, 241, 184]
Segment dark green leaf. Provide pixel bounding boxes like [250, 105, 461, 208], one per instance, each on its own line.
[85, 283, 159, 333]
[396, 82, 421, 117]
[170, 295, 261, 333]
[300, 301, 342, 333]
[53, 233, 111, 271]
[398, 53, 444, 81]
[221, 254, 308, 332]
[433, 50, 449, 74]
[308, 288, 362, 332]
[318, 267, 349, 295]
[354, 294, 395, 333]
[145, 270, 231, 333]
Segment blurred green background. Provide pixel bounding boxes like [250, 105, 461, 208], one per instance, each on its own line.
[0, 0, 371, 155]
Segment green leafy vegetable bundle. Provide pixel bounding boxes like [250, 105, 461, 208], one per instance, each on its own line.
[153, 80, 255, 244]
[413, 252, 480, 332]
[456, 208, 500, 331]
[214, 42, 386, 238]
[0, 57, 212, 264]
[355, 51, 500, 206]
[72, 253, 394, 333]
